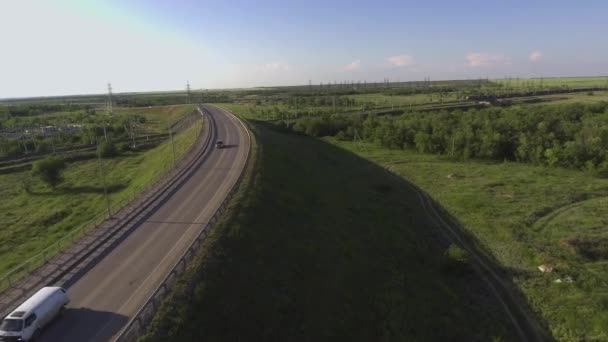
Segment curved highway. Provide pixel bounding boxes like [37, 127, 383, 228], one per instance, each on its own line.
[39, 105, 250, 341]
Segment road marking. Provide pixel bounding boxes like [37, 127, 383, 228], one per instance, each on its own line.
[86, 106, 247, 341]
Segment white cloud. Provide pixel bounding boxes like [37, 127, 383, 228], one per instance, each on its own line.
[466, 52, 510, 67]
[529, 51, 543, 62]
[387, 55, 414, 67]
[343, 60, 361, 71]
[260, 62, 292, 71]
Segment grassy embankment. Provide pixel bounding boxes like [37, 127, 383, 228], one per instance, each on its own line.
[0, 107, 201, 276]
[141, 120, 521, 341]
[215, 102, 608, 339]
[330, 140, 608, 340]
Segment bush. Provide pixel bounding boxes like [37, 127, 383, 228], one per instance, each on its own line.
[31, 156, 67, 188]
[97, 141, 119, 158]
[442, 244, 471, 275]
[565, 236, 608, 261]
[117, 142, 131, 153]
[35, 141, 52, 153]
[335, 131, 347, 141]
[445, 244, 469, 263]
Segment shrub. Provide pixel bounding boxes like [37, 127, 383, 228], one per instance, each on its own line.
[565, 236, 608, 261]
[117, 142, 131, 153]
[335, 131, 347, 141]
[97, 141, 119, 158]
[442, 244, 471, 275]
[445, 244, 469, 263]
[31, 156, 67, 188]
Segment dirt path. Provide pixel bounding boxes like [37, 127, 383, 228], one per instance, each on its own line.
[385, 167, 551, 342]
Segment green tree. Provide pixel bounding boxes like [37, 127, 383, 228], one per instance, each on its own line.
[97, 141, 119, 158]
[31, 156, 67, 188]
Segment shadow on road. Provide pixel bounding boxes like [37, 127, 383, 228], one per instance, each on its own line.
[39, 307, 128, 342]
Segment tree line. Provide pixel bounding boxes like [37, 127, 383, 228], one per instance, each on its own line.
[283, 101, 608, 176]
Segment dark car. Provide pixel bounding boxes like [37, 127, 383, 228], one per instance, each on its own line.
[215, 140, 224, 149]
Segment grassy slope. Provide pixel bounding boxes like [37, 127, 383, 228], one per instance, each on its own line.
[0, 118, 201, 275]
[142, 121, 518, 341]
[330, 140, 608, 340]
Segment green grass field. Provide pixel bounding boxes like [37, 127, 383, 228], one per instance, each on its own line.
[141, 120, 524, 341]
[111, 104, 195, 133]
[346, 92, 460, 107]
[508, 90, 608, 107]
[0, 118, 201, 277]
[1, 104, 194, 129]
[495, 77, 608, 89]
[329, 140, 608, 340]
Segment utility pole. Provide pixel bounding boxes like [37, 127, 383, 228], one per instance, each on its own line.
[333, 96, 336, 114]
[167, 118, 176, 166]
[107, 83, 113, 113]
[22, 135, 29, 154]
[97, 144, 112, 218]
[103, 83, 113, 142]
[128, 116, 136, 148]
[186, 81, 192, 104]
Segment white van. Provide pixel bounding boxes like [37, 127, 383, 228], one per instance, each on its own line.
[0, 287, 69, 342]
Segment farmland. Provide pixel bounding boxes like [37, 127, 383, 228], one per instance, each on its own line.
[494, 76, 608, 90]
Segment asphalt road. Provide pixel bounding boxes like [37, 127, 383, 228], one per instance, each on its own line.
[39, 105, 249, 342]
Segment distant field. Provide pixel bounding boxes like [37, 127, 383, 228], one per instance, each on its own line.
[495, 76, 608, 89]
[110, 104, 196, 133]
[0, 105, 196, 160]
[509, 90, 608, 106]
[346, 92, 460, 107]
[0, 118, 202, 277]
[1, 104, 194, 128]
[330, 140, 608, 341]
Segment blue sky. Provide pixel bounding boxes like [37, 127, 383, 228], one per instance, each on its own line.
[1, 0, 607, 97]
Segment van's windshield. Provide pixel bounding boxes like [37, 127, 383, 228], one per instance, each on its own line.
[0, 318, 23, 332]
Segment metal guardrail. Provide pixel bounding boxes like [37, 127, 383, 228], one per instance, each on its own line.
[115, 106, 252, 342]
[0, 113, 201, 293]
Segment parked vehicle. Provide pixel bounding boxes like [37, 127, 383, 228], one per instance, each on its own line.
[215, 140, 224, 149]
[0, 287, 69, 342]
